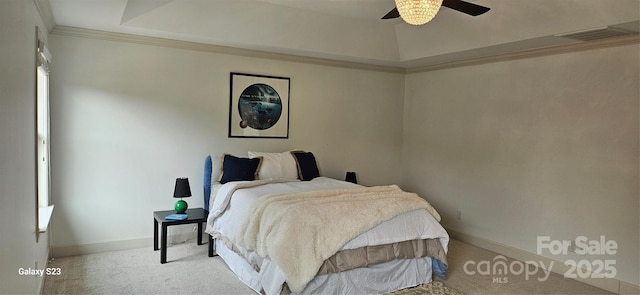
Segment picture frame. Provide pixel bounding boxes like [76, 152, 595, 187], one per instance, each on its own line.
[229, 72, 290, 138]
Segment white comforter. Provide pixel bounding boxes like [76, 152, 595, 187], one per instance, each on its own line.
[205, 177, 449, 295]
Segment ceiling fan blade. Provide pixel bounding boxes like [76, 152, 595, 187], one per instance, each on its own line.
[381, 7, 400, 19]
[442, 0, 490, 16]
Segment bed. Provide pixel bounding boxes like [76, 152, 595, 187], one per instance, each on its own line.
[203, 151, 450, 295]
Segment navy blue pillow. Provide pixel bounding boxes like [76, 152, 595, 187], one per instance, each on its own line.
[219, 154, 262, 184]
[291, 151, 320, 181]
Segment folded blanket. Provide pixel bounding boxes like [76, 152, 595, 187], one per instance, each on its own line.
[237, 185, 441, 293]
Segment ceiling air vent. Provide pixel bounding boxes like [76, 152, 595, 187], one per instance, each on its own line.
[556, 27, 633, 41]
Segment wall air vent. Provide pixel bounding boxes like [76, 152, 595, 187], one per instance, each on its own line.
[556, 27, 633, 41]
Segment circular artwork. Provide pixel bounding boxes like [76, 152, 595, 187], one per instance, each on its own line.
[237, 83, 282, 130]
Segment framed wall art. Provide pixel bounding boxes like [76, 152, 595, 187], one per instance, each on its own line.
[229, 72, 290, 138]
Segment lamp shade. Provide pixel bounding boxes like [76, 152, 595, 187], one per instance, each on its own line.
[173, 177, 191, 198]
[395, 0, 443, 25]
[345, 172, 358, 184]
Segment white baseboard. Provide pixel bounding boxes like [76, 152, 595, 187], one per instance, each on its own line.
[51, 232, 200, 258]
[620, 281, 640, 295]
[447, 228, 639, 295]
[51, 237, 152, 257]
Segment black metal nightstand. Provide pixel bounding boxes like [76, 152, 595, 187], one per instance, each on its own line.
[153, 208, 207, 264]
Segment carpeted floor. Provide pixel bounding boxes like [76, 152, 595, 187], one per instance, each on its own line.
[390, 281, 464, 295]
[43, 239, 254, 295]
[43, 239, 612, 295]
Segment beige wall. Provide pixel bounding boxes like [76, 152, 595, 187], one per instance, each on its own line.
[402, 44, 639, 285]
[0, 0, 51, 293]
[48, 33, 405, 248]
[45, 17, 638, 289]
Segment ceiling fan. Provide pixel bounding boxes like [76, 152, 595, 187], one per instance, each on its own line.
[382, 0, 490, 25]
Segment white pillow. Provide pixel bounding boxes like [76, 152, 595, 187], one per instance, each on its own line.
[248, 151, 299, 180]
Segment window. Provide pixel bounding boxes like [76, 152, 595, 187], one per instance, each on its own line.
[36, 28, 53, 235]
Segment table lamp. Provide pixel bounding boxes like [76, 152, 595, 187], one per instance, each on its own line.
[345, 171, 357, 184]
[173, 177, 191, 214]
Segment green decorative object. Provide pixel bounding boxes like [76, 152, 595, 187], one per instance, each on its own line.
[174, 199, 188, 214]
[173, 177, 191, 214]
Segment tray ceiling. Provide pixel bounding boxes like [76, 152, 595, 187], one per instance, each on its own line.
[48, 0, 639, 69]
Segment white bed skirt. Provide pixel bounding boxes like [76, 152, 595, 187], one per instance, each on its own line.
[215, 239, 434, 295]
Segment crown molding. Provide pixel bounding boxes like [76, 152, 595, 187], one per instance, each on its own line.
[50, 25, 638, 75]
[49, 26, 406, 74]
[33, 0, 55, 32]
[407, 33, 639, 74]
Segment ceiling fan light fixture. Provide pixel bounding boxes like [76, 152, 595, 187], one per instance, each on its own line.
[395, 0, 443, 25]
